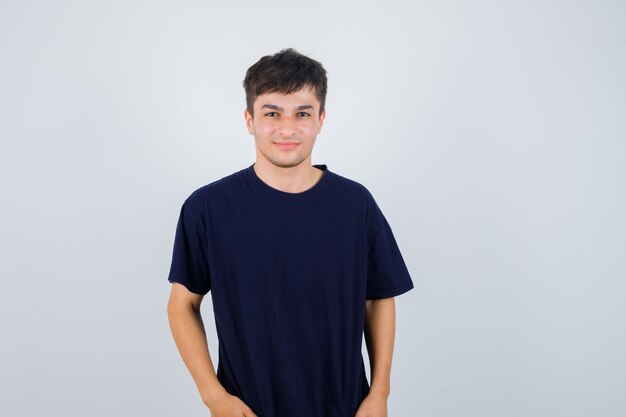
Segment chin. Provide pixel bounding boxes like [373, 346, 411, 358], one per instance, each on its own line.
[273, 158, 305, 168]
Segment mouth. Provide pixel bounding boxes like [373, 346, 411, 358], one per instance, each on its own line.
[275, 142, 299, 150]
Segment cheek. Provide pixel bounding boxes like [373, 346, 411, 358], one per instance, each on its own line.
[299, 122, 319, 136]
[256, 123, 275, 137]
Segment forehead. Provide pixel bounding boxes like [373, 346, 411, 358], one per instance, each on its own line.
[254, 86, 320, 109]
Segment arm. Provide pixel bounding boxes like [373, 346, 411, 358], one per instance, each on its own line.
[364, 297, 396, 397]
[355, 297, 395, 416]
[167, 283, 258, 416]
[167, 283, 227, 406]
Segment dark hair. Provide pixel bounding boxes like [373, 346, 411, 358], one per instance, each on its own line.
[243, 48, 327, 116]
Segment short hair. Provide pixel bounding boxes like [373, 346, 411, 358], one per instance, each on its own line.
[243, 48, 328, 116]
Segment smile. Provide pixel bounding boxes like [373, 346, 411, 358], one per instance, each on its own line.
[275, 142, 299, 150]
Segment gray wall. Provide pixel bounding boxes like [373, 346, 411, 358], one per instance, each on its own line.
[1, 1, 624, 416]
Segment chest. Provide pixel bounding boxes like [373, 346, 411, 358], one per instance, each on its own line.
[206, 197, 367, 283]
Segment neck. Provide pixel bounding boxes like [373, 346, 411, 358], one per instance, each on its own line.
[252, 159, 323, 193]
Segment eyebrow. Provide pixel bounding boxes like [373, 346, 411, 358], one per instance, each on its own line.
[261, 104, 315, 111]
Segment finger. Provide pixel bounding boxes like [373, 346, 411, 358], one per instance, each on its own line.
[244, 408, 258, 417]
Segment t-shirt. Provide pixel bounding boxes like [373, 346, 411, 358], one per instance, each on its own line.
[167, 163, 414, 417]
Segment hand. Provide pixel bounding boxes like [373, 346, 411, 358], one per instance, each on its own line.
[205, 389, 258, 417]
[354, 392, 388, 417]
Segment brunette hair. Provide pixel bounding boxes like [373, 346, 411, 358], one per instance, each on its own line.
[243, 48, 327, 116]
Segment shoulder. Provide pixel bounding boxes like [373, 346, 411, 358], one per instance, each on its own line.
[327, 169, 376, 204]
[326, 171, 371, 198]
[181, 167, 247, 213]
[328, 169, 385, 234]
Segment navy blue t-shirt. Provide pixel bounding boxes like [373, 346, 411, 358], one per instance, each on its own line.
[167, 163, 414, 417]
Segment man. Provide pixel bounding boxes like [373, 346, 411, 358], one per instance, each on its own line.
[166, 48, 414, 417]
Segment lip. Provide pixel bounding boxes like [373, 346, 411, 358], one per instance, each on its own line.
[275, 142, 299, 150]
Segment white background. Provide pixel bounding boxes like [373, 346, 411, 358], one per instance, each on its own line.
[1, 1, 625, 416]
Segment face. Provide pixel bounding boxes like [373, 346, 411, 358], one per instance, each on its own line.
[244, 86, 326, 169]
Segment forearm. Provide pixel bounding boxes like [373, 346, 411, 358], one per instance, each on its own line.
[167, 305, 227, 406]
[363, 297, 396, 397]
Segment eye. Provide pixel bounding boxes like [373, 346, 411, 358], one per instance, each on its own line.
[297, 112, 310, 117]
[265, 112, 279, 117]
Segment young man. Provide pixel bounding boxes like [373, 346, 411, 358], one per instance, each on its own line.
[166, 48, 414, 417]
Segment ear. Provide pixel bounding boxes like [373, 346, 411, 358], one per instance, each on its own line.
[244, 109, 255, 135]
[317, 110, 326, 134]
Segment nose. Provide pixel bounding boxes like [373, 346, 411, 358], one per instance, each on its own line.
[277, 117, 297, 138]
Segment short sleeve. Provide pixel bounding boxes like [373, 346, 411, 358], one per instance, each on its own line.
[365, 194, 414, 300]
[167, 199, 211, 295]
